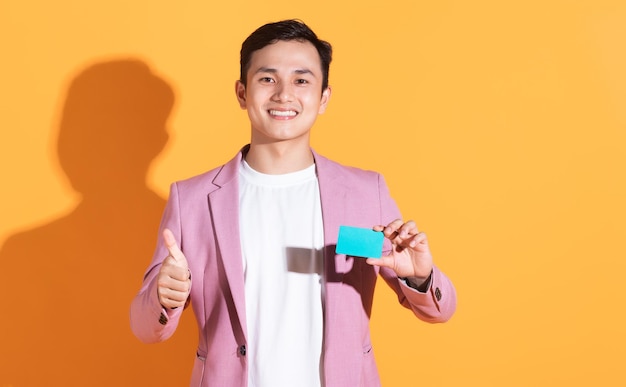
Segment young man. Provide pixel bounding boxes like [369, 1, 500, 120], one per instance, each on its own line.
[130, 19, 456, 387]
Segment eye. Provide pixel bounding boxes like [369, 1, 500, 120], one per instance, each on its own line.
[259, 77, 275, 83]
[295, 79, 309, 85]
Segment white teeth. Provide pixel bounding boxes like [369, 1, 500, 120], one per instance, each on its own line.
[269, 110, 297, 117]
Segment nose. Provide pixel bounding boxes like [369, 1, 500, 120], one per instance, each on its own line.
[272, 83, 294, 102]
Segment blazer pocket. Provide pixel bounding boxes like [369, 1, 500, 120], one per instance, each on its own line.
[191, 350, 207, 386]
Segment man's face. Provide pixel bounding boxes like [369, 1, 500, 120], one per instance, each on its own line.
[236, 40, 331, 146]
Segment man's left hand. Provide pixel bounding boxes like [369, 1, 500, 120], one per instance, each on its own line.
[366, 219, 433, 286]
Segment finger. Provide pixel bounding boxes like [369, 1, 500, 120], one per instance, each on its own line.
[382, 219, 404, 238]
[162, 256, 191, 281]
[163, 228, 185, 263]
[366, 256, 394, 267]
[159, 290, 189, 309]
[158, 278, 190, 297]
[382, 222, 414, 245]
[396, 220, 418, 239]
[397, 230, 426, 246]
[407, 232, 428, 248]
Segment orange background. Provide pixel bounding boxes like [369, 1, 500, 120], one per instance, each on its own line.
[1, 1, 625, 386]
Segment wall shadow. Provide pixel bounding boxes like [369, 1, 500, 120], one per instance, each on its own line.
[0, 59, 197, 386]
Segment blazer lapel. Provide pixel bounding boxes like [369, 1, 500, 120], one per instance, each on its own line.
[313, 149, 352, 272]
[207, 149, 248, 339]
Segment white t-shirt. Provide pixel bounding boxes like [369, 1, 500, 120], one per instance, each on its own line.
[239, 160, 324, 387]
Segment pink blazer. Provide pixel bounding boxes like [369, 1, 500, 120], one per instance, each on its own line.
[130, 148, 456, 386]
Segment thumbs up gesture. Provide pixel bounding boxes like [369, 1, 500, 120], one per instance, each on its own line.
[156, 228, 191, 309]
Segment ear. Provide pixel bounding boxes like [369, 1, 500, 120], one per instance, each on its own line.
[318, 86, 332, 114]
[235, 80, 247, 109]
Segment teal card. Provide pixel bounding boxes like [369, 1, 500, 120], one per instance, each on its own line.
[335, 226, 384, 258]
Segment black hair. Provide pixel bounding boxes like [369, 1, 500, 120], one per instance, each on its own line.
[239, 19, 332, 91]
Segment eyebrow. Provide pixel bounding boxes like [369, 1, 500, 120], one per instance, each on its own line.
[254, 67, 317, 77]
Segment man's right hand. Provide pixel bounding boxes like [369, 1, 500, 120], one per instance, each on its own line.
[156, 228, 191, 309]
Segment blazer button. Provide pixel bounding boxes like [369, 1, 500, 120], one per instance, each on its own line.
[158, 312, 168, 325]
[239, 345, 247, 356]
[434, 287, 442, 301]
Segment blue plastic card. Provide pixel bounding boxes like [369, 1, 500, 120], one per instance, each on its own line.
[335, 226, 384, 258]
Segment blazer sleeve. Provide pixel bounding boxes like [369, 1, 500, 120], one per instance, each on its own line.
[376, 174, 457, 323]
[130, 182, 186, 343]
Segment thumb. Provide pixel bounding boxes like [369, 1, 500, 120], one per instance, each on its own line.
[163, 228, 186, 264]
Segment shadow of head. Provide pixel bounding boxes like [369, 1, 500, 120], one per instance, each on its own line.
[57, 59, 173, 194]
[286, 246, 324, 275]
[287, 245, 378, 319]
[0, 59, 198, 385]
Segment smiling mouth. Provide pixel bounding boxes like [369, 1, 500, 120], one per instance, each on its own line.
[269, 109, 297, 117]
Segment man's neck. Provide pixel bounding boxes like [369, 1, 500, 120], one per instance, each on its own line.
[245, 141, 314, 175]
